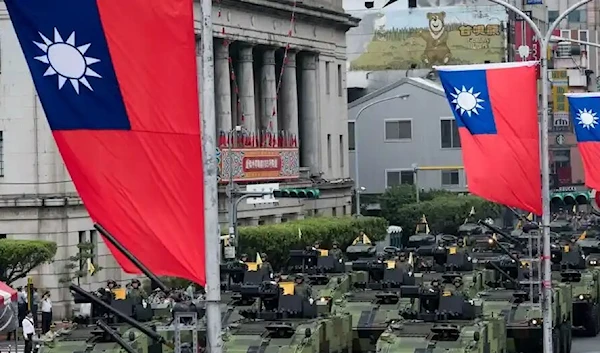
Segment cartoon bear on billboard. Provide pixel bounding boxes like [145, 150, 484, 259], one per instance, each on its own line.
[420, 12, 452, 66]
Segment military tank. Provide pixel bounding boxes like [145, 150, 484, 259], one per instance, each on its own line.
[376, 287, 506, 353]
[332, 256, 415, 353]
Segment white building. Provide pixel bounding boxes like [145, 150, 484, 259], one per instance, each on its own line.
[0, 0, 357, 317]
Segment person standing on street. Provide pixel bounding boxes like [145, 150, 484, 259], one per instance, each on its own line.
[40, 291, 52, 334]
[31, 288, 39, 329]
[22, 311, 35, 353]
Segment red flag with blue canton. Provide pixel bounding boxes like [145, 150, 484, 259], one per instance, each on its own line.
[5, 0, 206, 285]
[435, 61, 542, 215]
[565, 93, 600, 191]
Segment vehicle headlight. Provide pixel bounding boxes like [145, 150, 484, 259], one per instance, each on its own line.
[578, 294, 591, 301]
[530, 318, 542, 326]
[591, 260, 598, 265]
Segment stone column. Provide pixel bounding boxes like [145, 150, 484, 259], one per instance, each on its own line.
[261, 48, 278, 136]
[299, 53, 319, 176]
[238, 44, 256, 132]
[215, 39, 232, 133]
[280, 50, 299, 146]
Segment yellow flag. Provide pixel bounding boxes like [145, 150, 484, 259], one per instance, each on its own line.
[87, 258, 96, 275]
[416, 215, 430, 234]
[573, 204, 577, 213]
[256, 252, 263, 265]
[515, 220, 523, 229]
[408, 252, 414, 266]
[298, 228, 302, 239]
[362, 234, 372, 244]
[579, 231, 587, 241]
[526, 213, 533, 221]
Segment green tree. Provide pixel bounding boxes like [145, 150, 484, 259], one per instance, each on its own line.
[59, 242, 103, 284]
[0, 240, 57, 284]
[380, 185, 456, 221]
[388, 195, 503, 236]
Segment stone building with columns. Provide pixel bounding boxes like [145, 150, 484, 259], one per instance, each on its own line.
[209, 0, 358, 225]
[0, 0, 357, 316]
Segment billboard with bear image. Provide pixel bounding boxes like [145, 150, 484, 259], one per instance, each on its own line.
[347, 5, 508, 71]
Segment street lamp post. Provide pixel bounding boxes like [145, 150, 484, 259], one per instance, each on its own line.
[226, 125, 248, 258]
[354, 94, 410, 216]
[484, 1, 593, 352]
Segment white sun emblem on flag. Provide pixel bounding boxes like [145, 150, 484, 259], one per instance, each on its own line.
[576, 108, 599, 129]
[33, 28, 102, 94]
[450, 86, 485, 117]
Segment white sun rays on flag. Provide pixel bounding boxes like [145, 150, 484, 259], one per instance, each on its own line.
[450, 86, 485, 117]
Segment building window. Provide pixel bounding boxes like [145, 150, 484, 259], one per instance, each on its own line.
[386, 170, 414, 187]
[339, 135, 344, 168]
[0, 234, 6, 239]
[385, 120, 412, 141]
[348, 122, 355, 150]
[78, 231, 86, 271]
[0, 132, 4, 177]
[337, 64, 342, 97]
[441, 170, 460, 186]
[440, 119, 461, 148]
[567, 10, 586, 23]
[327, 134, 332, 168]
[325, 62, 330, 95]
[89, 229, 98, 265]
[332, 207, 337, 217]
[548, 11, 559, 23]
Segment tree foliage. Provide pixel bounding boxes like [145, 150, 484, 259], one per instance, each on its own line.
[380, 186, 503, 236]
[236, 216, 388, 270]
[59, 242, 103, 284]
[0, 240, 57, 284]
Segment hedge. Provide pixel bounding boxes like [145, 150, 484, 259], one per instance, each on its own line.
[236, 216, 388, 270]
[387, 195, 503, 238]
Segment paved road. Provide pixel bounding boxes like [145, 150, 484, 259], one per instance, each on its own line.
[574, 336, 600, 353]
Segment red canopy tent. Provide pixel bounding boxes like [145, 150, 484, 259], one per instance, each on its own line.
[0, 282, 16, 308]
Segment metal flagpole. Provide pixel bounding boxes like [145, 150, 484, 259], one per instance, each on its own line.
[484, 1, 592, 352]
[199, 0, 223, 351]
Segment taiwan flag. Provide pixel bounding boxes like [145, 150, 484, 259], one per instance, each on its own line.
[5, 0, 206, 284]
[435, 61, 542, 215]
[565, 93, 600, 190]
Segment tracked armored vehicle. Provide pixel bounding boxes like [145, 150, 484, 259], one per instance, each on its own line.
[377, 287, 506, 353]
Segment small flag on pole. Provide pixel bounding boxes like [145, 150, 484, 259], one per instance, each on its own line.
[579, 231, 587, 241]
[256, 252, 263, 265]
[87, 258, 96, 275]
[298, 228, 302, 239]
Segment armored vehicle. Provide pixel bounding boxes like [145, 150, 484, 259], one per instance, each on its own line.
[333, 258, 415, 353]
[550, 243, 600, 336]
[221, 280, 353, 353]
[478, 285, 572, 353]
[377, 288, 506, 353]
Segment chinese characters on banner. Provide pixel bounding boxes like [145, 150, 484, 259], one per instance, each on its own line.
[550, 70, 570, 130]
[513, 11, 540, 77]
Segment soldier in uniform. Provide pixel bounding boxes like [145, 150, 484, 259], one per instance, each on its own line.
[329, 241, 343, 260]
[293, 274, 313, 301]
[239, 254, 249, 263]
[127, 279, 147, 304]
[259, 253, 274, 279]
[312, 241, 321, 250]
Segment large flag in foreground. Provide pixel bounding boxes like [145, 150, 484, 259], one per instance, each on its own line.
[5, 0, 206, 284]
[435, 62, 542, 215]
[565, 93, 600, 191]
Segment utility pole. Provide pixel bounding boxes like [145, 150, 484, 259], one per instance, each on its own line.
[485, 1, 592, 352]
[199, 0, 223, 352]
